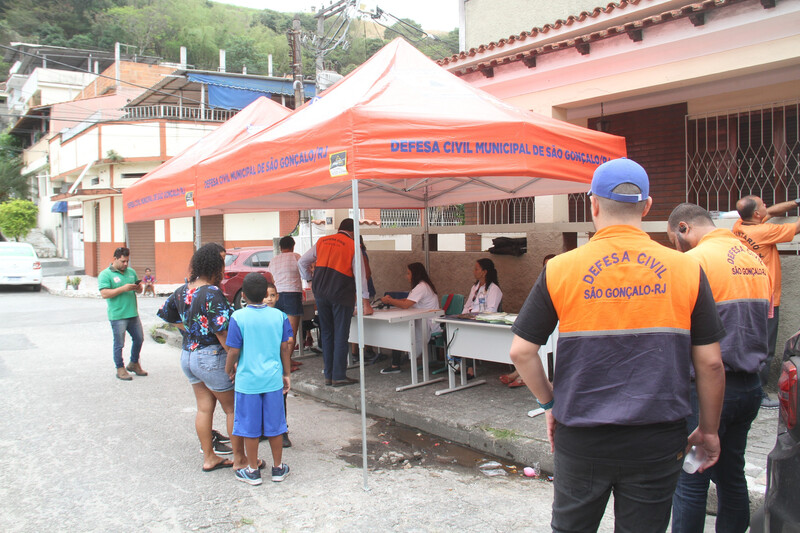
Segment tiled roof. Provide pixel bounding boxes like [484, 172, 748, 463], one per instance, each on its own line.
[439, 0, 751, 73]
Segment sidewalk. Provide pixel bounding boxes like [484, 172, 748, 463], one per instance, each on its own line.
[42, 274, 182, 299]
[45, 275, 779, 514]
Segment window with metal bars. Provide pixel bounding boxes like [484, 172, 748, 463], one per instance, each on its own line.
[686, 101, 800, 214]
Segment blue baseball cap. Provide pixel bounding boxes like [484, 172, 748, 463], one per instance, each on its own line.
[589, 158, 649, 203]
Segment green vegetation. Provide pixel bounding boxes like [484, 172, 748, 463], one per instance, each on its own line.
[0, 0, 459, 77]
[0, 198, 38, 240]
[0, 133, 26, 203]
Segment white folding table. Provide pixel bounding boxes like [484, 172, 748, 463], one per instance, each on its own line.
[348, 308, 445, 392]
[433, 316, 555, 396]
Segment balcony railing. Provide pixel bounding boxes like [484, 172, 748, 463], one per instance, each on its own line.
[121, 105, 238, 122]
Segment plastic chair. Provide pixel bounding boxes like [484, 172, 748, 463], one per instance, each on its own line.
[429, 294, 464, 374]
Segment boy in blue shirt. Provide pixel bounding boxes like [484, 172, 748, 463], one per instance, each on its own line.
[225, 274, 293, 485]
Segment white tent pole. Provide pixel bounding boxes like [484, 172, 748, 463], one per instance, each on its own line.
[194, 210, 201, 250]
[351, 179, 370, 491]
[423, 191, 430, 273]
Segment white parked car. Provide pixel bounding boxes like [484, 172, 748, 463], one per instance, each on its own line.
[0, 242, 42, 291]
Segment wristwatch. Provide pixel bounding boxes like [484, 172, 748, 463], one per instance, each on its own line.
[794, 198, 800, 206]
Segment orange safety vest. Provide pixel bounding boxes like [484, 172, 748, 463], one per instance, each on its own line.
[312, 231, 357, 306]
[731, 219, 796, 306]
[687, 228, 771, 373]
[545, 225, 706, 427]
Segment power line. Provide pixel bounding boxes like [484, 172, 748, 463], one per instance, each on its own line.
[0, 43, 206, 106]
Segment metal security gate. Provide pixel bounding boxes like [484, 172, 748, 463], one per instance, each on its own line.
[198, 215, 224, 247]
[126, 221, 156, 277]
[686, 101, 800, 214]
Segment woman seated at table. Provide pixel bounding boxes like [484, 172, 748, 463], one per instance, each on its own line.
[378, 262, 440, 375]
[461, 258, 503, 379]
[464, 258, 502, 313]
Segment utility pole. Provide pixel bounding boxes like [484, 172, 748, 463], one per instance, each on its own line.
[311, 0, 351, 94]
[289, 16, 305, 108]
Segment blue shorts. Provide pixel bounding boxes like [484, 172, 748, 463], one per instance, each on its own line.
[276, 292, 303, 317]
[233, 389, 287, 438]
[184, 344, 234, 392]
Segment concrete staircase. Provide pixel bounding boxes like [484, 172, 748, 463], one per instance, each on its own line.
[22, 229, 58, 258]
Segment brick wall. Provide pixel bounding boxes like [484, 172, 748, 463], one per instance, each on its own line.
[463, 202, 481, 251]
[279, 210, 300, 237]
[76, 62, 175, 100]
[588, 103, 688, 221]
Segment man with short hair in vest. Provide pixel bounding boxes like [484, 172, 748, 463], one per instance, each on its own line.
[667, 203, 771, 533]
[510, 158, 726, 532]
[298, 218, 372, 386]
[732, 194, 800, 409]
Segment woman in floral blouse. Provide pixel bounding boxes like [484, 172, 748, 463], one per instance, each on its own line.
[159, 243, 239, 472]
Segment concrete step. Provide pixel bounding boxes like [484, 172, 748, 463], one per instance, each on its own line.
[40, 258, 84, 277]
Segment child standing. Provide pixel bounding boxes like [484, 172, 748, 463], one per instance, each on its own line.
[264, 281, 294, 448]
[225, 273, 293, 485]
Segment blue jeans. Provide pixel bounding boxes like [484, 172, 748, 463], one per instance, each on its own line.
[671, 372, 762, 533]
[552, 448, 683, 532]
[110, 317, 143, 369]
[315, 295, 354, 381]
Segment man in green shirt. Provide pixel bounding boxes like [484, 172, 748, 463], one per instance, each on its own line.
[98, 247, 146, 381]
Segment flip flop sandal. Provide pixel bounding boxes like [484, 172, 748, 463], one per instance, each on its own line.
[508, 378, 526, 388]
[499, 374, 514, 385]
[202, 459, 234, 472]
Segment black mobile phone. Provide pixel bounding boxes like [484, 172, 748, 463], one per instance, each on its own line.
[135, 279, 142, 284]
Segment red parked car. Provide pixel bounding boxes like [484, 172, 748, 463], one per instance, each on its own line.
[220, 246, 274, 309]
[751, 329, 800, 533]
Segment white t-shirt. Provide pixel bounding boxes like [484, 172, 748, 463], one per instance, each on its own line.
[268, 252, 303, 293]
[464, 282, 503, 313]
[407, 281, 441, 337]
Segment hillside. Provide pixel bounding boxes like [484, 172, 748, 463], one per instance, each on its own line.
[0, 0, 458, 77]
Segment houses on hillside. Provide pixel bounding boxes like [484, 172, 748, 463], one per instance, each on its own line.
[5, 42, 315, 280]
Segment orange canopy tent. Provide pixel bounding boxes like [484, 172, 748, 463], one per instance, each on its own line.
[123, 39, 627, 490]
[122, 96, 291, 223]
[188, 38, 627, 215]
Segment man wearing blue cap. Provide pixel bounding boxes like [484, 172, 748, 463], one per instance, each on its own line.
[510, 158, 726, 532]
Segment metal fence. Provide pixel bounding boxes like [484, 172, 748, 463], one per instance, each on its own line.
[379, 206, 464, 227]
[477, 197, 535, 225]
[121, 105, 238, 122]
[686, 100, 800, 213]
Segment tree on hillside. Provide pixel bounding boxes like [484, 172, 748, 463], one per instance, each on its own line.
[0, 199, 38, 241]
[93, 1, 174, 56]
[0, 133, 26, 203]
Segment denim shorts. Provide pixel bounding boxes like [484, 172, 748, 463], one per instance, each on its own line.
[276, 291, 303, 316]
[184, 344, 234, 392]
[180, 349, 201, 385]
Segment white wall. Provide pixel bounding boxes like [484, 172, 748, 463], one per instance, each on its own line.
[223, 212, 280, 240]
[101, 123, 160, 159]
[164, 123, 218, 157]
[170, 218, 195, 242]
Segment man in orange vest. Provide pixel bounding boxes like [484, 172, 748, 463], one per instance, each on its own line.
[510, 158, 726, 532]
[667, 203, 771, 532]
[732, 195, 800, 409]
[298, 218, 372, 386]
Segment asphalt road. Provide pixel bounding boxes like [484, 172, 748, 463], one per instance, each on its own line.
[1, 289, 722, 532]
[0, 289, 578, 532]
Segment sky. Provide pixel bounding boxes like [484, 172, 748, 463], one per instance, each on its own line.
[211, 0, 460, 31]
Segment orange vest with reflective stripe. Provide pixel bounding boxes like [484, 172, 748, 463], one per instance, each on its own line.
[546, 225, 703, 427]
[687, 228, 770, 373]
[312, 231, 356, 306]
